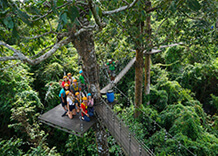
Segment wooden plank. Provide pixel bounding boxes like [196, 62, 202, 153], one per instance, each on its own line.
[39, 104, 96, 136]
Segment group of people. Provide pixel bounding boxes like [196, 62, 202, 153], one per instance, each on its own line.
[58, 70, 94, 122]
[58, 59, 118, 122]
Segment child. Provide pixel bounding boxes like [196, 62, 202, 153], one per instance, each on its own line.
[87, 93, 94, 114]
[74, 92, 81, 114]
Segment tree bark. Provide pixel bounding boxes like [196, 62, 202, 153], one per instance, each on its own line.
[72, 29, 100, 98]
[134, 48, 144, 118]
[144, 0, 152, 105]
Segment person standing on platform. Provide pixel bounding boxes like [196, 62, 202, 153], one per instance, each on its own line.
[87, 93, 94, 114]
[74, 92, 81, 114]
[70, 79, 81, 95]
[105, 59, 118, 81]
[59, 83, 69, 117]
[79, 70, 87, 95]
[66, 91, 76, 119]
[67, 73, 75, 84]
[59, 76, 70, 88]
[80, 97, 93, 122]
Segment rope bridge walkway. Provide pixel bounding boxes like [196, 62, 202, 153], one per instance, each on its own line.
[39, 43, 190, 156]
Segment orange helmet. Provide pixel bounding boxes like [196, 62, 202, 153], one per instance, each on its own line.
[63, 76, 67, 79]
[75, 92, 79, 96]
[82, 97, 87, 101]
[73, 79, 77, 82]
[64, 83, 69, 87]
[65, 91, 70, 95]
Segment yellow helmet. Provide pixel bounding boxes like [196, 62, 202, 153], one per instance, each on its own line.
[67, 73, 71, 76]
[73, 79, 77, 82]
[64, 83, 69, 87]
[65, 91, 70, 95]
[82, 97, 87, 101]
[63, 76, 67, 79]
[75, 92, 79, 96]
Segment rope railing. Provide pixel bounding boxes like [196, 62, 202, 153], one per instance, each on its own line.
[98, 95, 155, 156]
[99, 58, 197, 156]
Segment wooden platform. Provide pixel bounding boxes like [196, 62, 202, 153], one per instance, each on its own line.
[39, 104, 96, 137]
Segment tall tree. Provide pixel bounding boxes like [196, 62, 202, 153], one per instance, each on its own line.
[0, 0, 138, 97]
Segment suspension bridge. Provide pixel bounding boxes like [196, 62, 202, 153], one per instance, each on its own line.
[39, 43, 197, 156]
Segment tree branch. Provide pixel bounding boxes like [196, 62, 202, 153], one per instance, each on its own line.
[122, 0, 129, 5]
[179, 9, 203, 20]
[0, 56, 20, 61]
[102, 0, 139, 15]
[0, 37, 71, 65]
[88, 0, 103, 29]
[21, 31, 56, 40]
[146, 7, 157, 13]
[31, 2, 71, 22]
[0, 24, 99, 65]
[143, 42, 184, 54]
[30, 44, 55, 59]
[154, 18, 168, 36]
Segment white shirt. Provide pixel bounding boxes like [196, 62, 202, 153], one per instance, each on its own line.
[67, 96, 75, 106]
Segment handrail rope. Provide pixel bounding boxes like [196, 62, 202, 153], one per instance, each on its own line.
[113, 84, 197, 156]
[78, 53, 196, 156]
[99, 65, 155, 155]
[104, 65, 197, 156]
[74, 63, 153, 155]
[94, 103, 123, 155]
[99, 96, 155, 156]
[81, 65, 125, 155]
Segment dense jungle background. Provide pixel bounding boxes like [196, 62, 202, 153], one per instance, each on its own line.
[0, 0, 217, 155]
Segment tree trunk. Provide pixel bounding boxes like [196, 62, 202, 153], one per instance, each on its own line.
[144, 54, 151, 94]
[144, 1, 152, 105]
[72, 29, 100, 98]
[94, 122, 110, 156]
[134, 48, 144, 118]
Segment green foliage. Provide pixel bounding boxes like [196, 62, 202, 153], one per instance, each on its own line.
[0, 138, 23, 156]
[0, 0, 217, 155]
[65, 129, 98, 156]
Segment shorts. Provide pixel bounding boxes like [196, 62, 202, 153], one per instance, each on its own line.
[110, 70, 116, 77]
[60, 97, 67, 107]
[69, 105, 75, 111]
